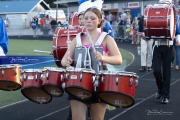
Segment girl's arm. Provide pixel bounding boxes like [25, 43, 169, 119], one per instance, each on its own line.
[61, 38, 77, 67]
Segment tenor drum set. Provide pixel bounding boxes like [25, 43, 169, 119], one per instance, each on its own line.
[0, 11, 140, 108]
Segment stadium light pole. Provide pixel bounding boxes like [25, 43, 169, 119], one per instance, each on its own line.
[56, 0, 58, 24]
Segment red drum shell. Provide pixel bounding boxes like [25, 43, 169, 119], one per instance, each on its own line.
[21, 69, 52, 104]
[65, 68, 95, 100]
[52, 27, 86, 67]
[144, 4, 176, 40]
[0, 64, 21, 91]
[98, 71, 137, 108]
[42, 67, 65, 97]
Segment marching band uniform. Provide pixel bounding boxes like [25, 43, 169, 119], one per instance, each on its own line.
[0, 18, 8, 56]
[153, 0, 177, 104]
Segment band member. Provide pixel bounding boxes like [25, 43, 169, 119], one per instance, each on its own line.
[0, 18, 8, 56]
[61, 7, 122, 120]
[154, 5, 178, 104]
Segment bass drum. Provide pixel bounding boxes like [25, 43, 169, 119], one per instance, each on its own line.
[52, 27, 85, 67]
[144, 4, 176, 40]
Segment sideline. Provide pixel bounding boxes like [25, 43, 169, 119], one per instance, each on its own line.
[109, 78, 180, 120]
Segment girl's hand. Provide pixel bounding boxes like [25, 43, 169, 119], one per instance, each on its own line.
[94, 51, 103, 61]
[66, 57, 73, 67]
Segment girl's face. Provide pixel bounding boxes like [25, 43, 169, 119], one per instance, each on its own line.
[78, 14, 84, 26]
[84, 11, 100, 30]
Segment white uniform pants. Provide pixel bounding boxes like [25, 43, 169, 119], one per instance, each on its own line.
[0, 47, 5, 56]
[140, 39, 153, 67]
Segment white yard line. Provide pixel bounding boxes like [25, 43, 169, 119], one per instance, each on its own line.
[34, 106, 70, 120]
[0, 99, 28, 110]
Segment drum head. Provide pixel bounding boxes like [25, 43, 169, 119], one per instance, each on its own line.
[21, 87, 52, 104]
[98, 91, 135, 108]
[170, 6, 175, 39]
[65, 87, 92, 99]
[42, 84, 64, 97]
[0, 81, 21, 91]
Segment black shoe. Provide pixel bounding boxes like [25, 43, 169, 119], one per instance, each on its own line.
[139, 66, 146, 72]
[147, 67, 152, 71]
[155, 92, 161, 99]
[161, 97, 169, 104]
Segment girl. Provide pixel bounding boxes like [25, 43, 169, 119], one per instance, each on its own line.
[61, 7, 122, 120]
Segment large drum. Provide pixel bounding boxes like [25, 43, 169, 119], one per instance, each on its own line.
[42, 67, 65, 97]
[21, 69, 52, 104]
[0, 64, 21, 91]
[52, 27, 85, 67]
[144, 4, 176, 40]
[97, 71, 138, 108]
[63, 68, 95, 100]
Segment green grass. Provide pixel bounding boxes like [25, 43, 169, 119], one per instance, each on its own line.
[0, 39, 133, 107]
[7, 39, 52, 55]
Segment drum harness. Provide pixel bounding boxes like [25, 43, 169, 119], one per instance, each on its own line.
[75, 32, 108, 91]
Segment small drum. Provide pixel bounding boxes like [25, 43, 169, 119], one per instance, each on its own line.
[0, 64, 21, 91]
[64, 68, 95, 100]
[144, 4, 176, 40]
[21, 69, 52, 104]
[42, 67, 65, 97]
[98, 71, 138, 108]
[52, 27, 86, 67]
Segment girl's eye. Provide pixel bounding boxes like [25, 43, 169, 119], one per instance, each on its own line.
[84, 17, 96, 21]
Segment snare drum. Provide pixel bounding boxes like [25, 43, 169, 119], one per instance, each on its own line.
[21, 69, 52, 104]
[0, 64, 21, 91]
[64, 68, 95, 100]
[98, 71, 138, 108]
[42, 67, 65, 97]
[144, 4, 176, 40]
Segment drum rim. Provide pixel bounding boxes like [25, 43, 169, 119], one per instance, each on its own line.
[98, 70, 137, 77]
[0, 64, 21, 68]
[66, 68, 96, 74]
[21, 69, 42, 72]
[43, 67, 65, 72]
[98, 91, 135, 108]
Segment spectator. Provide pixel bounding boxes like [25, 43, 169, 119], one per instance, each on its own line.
[50, 18, 57, 33]
[30, 19, 38, 38]
[108, 12, 113, 25]
[0, 18, 8, 56]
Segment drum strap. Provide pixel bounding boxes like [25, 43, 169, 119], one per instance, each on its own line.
[75, 32, 108, 47]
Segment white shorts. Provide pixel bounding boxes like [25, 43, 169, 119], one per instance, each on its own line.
[0, 46, 5, 56]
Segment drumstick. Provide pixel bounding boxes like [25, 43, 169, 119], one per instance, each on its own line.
[86, 30, 102, 66]
[34, 49, 51, 54]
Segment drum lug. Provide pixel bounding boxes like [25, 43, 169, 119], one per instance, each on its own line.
[135, 79, 139, 87]
[80, 73, 82, 82]
[92, 76, 95, 82]
[94, 79, 99, 87]
[35, 73, 38, 81]
[40, 73, 44, 80]
[62, 82, 66, 89]
[130, 78, 133, 86]
[66, 73, 69, 80]
[20, 76, 23, 82]
[60, 74, 63, 82]
[1, 70, 4, 76]
[14, 70, 17, 75]
[23, 73, 27, 80]
[46, 72, 49, 80]
[101, 76, 104, 84]
[116, 77, 119, 85]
